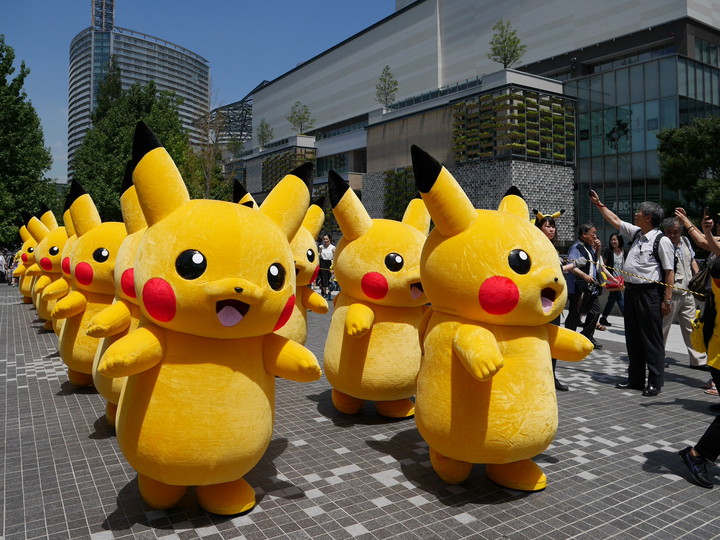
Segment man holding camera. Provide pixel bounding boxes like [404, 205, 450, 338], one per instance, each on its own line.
[565, 223, 603, 349]
[589, 190, 675, 396]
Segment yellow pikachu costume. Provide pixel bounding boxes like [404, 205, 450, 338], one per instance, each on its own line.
[97, 122, 321, 515]
[323, 170, 430, 418]
[16, 215, 46, 304]
[51, 183, 127, 387]
[26, 207, 58, 310]
[410, 145, 593, 491]
[87, 163, 147, 427]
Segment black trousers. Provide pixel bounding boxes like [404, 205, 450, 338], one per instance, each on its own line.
[696, 366, 720, 462]
[565, 290, 600, 340]
[624, 284, 665, 388]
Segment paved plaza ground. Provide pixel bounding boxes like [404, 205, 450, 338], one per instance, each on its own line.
[2, 284, 719, 539]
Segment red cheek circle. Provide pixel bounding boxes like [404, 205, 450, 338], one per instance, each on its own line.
[40, 257, 53, 271]
[478, 276, 520, 315]
[21, 253, 28, 263]
[74, 262, 94, 286]
[142, 278, 176, 323]
[121, 268, 137, 298]
[361, 272, 388, 300]
[274, 294, 296, 331]
[62, 257, 71, 275]
[310, 265, 320, 285]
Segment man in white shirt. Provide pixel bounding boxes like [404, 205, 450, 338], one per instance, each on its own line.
[589, 190, 675, 396]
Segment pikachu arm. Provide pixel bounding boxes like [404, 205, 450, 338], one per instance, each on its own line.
[417, 306, 433, 354]
[42, 278, 69, 301]
[263, 333, 322, 382]
[345, 302, 375, 338]
[33, 275, 52, 293]
[546, 324, 594, 362]
[452, 324, 504, 382]
[24, 264, 41, 277]
[86, 299, 132, 338]
[51, 290, 87, 319]
[97, 325, 165, 378]
[301, 286, 328, 314]
[13, 264, 26, 277]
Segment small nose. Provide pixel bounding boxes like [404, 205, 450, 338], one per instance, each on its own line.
[554, 277, 558, 282]
[234, 287, 243, 294]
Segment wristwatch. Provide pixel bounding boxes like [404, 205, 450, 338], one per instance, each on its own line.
[663, 298, 672, 305]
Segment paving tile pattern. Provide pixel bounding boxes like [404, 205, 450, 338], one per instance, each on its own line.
[2, 285, 720, 539]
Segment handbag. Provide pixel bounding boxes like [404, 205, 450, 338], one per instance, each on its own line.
[688, 259, 712, 301]
[603, 274, 625, 291]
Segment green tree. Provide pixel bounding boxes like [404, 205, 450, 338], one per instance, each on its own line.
[92, 55, 122, 124]
[287, 101, 315, 134]
[0, 35, 58, 247]
[658, 116, 720, 209]
[487, 20, 527, 69]
[375, 65, 399, 108]
[257, 118, 273, 147]
[71, 80, 191, 221]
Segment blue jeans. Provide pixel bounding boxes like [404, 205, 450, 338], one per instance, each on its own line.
[602, 290, 624, 318]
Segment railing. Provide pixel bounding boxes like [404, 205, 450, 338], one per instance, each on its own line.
[387, 75, 483, 111]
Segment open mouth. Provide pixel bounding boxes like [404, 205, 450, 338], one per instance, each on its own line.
[541, 288, 556, 313]
[410, 282, 424, 300]
[216, 299, 250, 327]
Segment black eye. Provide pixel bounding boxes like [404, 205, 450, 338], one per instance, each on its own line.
[267, 263, 285, 291]
[175, 250, 206, 280]
[306, 249, 315, 263]
[385, 252, 404, 272]
[28, 247, 34, 253]
[93, 248, 110, 262]
[50, 246, 60, 256]
[508, 249, 531, 274]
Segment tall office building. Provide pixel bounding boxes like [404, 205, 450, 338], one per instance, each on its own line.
[67, 0, 210, 178]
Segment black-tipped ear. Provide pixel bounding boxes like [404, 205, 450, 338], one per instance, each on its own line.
[532, 208, 539, 216]
[311, 196, 326, 208]
[505, 186, 523, 199]
[559, 209, 566, 215]
[233, 180, 249, 204]
[132, 121, 162, 168]
[328, 170, 349, 209]
[241, 200, 255, 208]
[39, 202, 50, 214]
[66, 179, 86, 210]
[291, 162, 314, 194]
[21, 210, 33, 224]
[121, 160, 134, 194]
[411, 145, 442, 194]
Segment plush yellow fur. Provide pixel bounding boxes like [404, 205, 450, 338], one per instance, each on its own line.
[25, 215, 52, 309]
[16, 225, 38, 304]
[88, 179, 148, 427]
[28, 220, 68, 332]
[97, 122, 321, 515]
[51, 191, 127, 387]
[323, 171, 430, 417]
[410, 145, 593, 490]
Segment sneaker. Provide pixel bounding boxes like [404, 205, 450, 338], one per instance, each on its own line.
[599, 317, 612, 327]
[589, 339, 603, 350]
[679, 447, 714, 488]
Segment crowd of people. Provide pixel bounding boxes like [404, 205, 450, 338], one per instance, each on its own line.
[0, 248, 19, 286]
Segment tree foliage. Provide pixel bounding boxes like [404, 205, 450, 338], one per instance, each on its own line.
[71, 80, 191, 221]
[257, 118, 273, 147]
[0, 34, 58, 247]
[287, 101, 315, 134]
[375, 65, 399, 108]
[487, 20, 527, 69]
[658, 116, 720, 210]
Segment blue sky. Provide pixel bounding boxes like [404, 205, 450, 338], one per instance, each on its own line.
[2, 0, 395, 182]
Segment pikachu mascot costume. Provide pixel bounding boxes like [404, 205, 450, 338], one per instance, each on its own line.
[323, 170, 430, 418]
[15, 214, 45, 304]
[51, 183, 127, 387]
[25, 206, 58, 310]
[410, 145, 593, 491]
[97, 122, 321, 515]
[87, 163, 147, 427]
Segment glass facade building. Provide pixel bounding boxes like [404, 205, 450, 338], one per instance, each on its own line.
[67, 1, 210, 179]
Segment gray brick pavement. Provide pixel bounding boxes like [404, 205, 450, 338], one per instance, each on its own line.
[1, 285, 719, 539]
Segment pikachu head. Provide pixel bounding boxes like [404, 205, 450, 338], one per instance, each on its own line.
[128, 122, 309, 339]
[67, 182, 126, 296]
[410, 145, 566, 326]
[31, 208, 68, 277]
[329, 171, 430, 307]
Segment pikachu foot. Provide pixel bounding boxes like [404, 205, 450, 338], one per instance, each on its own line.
[43, 319, 54, 331]
[376, 398, 415, 418]
[105, 401, 118, 428]
[22, 296, 32, 304]
[486, 459, 547, 492]
[138, 474, 187, 509]
[67, 369, 93, 387]
[196, 477, 256, 515]
[331, 389, 364, 414]
[429, 447, 472, 484]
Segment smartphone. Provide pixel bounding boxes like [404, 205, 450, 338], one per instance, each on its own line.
[705, 207, 710, 216]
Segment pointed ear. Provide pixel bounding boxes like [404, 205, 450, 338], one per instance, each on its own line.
[62, 210, 76, 237]
[39, 204, 58, 230]
[302, 203, 325, 239]
[19, 225, 32, 243]
[497, 186, 529, 218]
[328, 170, 371, 241]
[27, 216, 50, 242]
[551, 209, 566, 219]
[401, 198, 431, 235]
[119, 161, 147, 234]
[70, 191, 102, 237]
[258, 164, 311, 241]
[233, 180, 257, 208]
[131, 121, 190, 226]
[410, 145, 475, 237]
